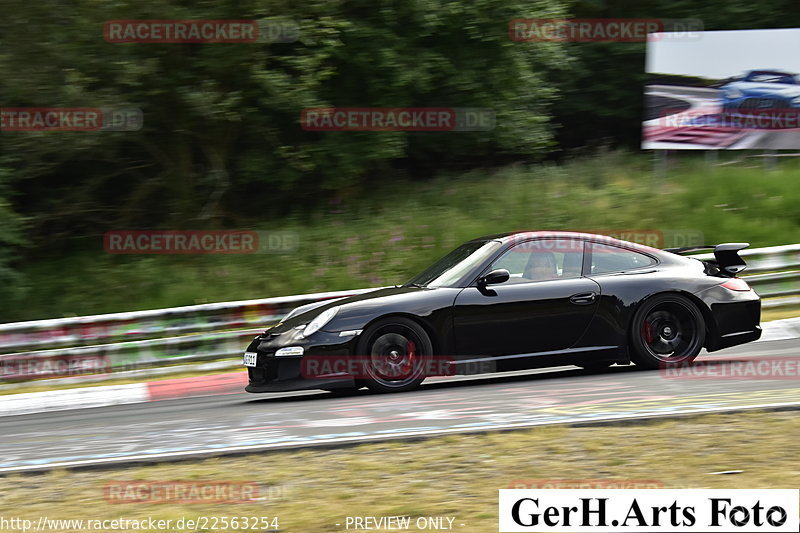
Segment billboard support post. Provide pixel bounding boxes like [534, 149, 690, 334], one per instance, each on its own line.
[654, 149, 668, 180]
[763, 150, 777, 171]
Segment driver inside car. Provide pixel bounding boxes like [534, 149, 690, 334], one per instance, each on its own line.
[524, 251, 558, 281]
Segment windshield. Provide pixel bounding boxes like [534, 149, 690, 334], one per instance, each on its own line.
[746, 72, 797, 84]
[405, 240, 501, 288]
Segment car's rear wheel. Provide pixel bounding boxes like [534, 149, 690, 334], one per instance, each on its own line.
[630, 294, 705, 369]
[357, 316, 433, 393]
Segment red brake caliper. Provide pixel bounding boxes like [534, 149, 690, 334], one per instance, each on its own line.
[642, 321, 654, 344]
[401, 340, 417, 375]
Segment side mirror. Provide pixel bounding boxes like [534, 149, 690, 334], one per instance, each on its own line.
[478, 269, 510, 286]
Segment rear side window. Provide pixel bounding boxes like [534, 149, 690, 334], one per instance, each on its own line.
[589, 243, 656, 274]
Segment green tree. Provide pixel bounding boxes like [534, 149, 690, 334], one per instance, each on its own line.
[0, 164, 26, 308]
[0, 0, 569, 245]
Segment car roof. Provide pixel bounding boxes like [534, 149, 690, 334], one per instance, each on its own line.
[745, 70, 797, 78]
[470, 230, 665, 255]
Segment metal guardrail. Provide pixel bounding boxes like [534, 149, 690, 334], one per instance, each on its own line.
[1, 244, 798, 382]
[0, 289, 379, 352]
[0, 288, 378, 381]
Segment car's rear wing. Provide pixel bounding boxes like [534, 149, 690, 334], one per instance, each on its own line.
[664, 243, 749, 276]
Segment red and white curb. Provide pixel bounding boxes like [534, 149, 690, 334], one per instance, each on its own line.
[0, 372, 246, 418]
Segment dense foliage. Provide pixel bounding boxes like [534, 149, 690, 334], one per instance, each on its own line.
[0, 0, 798, 318]
[0, 0, 568, 241]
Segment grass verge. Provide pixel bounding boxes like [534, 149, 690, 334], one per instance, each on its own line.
[1, 410, 797, 532]
[762, 305, 800, 323]
[10, 151, 800, 322]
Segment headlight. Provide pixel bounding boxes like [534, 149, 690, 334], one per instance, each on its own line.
[303, 306, 339, 337]
[725, 87, 742, 99]
[282, 307, 302, 322]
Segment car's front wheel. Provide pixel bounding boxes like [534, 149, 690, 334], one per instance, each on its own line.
[630, 294, 706, 369]
[357, 316, 433, 393]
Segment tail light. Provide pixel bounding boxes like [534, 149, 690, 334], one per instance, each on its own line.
[721, 278, 751, 291]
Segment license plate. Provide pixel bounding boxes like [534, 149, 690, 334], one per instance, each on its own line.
[243, 352, 257, 367]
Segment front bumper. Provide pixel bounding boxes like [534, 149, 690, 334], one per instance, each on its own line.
[244, 328, 360, 393]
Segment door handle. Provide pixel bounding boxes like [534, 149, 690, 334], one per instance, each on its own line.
[570, 291, 596, 305]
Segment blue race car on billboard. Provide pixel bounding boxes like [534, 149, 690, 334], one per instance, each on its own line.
[721, 70, 800, 112]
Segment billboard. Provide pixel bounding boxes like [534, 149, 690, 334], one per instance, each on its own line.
[643, 28, 800, 150]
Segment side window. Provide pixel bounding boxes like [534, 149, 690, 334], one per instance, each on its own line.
[490, 238, 585, 283]
[589, 243, 656, 274]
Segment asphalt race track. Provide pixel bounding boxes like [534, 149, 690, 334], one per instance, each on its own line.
[2, 337, 800, 474]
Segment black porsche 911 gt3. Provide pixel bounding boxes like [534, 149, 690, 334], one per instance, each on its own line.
[244, 231, 761, 394]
